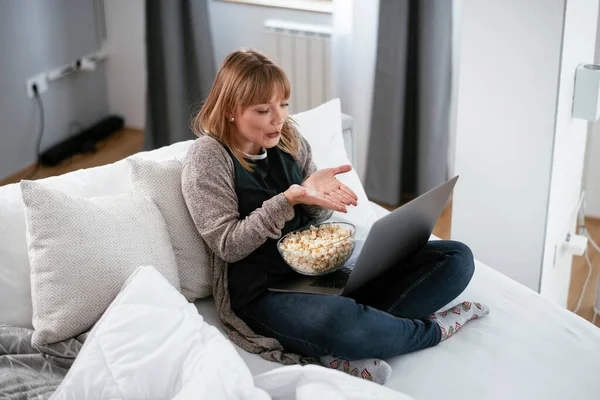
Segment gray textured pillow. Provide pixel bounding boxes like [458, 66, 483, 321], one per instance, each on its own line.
[128, 158, 212, 301]
[21, 180, 180, 349]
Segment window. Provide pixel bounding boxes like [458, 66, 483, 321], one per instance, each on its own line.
[218, 0, 333, 14]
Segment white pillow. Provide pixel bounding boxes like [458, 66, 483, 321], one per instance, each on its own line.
[0, 162, 131, 328]
[128, 158, 212, 301]
[51, 266, 269, 400]
[21, 181, 181, 349]
[293, 99, 378, 239]
[0, 140, 194, 328]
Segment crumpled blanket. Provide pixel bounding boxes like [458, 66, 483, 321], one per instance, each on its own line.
[0, 326, 83, 400]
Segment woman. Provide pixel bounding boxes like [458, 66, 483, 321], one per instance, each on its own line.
[182, 49, 489, 385]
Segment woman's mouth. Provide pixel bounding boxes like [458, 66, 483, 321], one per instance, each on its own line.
[266, 131, 280, 139]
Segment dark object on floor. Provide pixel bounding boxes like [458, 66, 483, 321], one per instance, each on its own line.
[40, 115, 125, 166]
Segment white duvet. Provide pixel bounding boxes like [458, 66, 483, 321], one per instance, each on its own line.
[51, 266, 411, 400]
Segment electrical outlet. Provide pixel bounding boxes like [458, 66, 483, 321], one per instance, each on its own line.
[553, 225, 578, 268]
[552, 193, 586, 267]
[26, 73, 48, 98]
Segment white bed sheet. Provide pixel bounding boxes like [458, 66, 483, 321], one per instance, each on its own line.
[195, 202, 600, 400]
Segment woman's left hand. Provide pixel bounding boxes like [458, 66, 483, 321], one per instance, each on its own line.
[302, 165, 359, 208]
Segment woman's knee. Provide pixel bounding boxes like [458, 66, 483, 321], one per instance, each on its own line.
[443, 240, 475, 283]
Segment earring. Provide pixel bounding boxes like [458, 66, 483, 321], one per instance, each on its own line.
[230, 117, 235, 122]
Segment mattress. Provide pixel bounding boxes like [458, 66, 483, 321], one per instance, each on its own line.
[195, 202, 600, 400]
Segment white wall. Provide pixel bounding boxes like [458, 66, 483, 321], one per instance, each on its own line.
[208, 1, 331, 67]
[453, 0, 598, 306]
[584, 6, 600, 218]
[448, 0, 463, 178]
[103, 0, 146, 129]
[540, 0, 598, 306]
[453, 0, 565, 292]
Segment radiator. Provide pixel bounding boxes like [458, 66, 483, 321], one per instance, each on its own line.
[263, 20, 333, 114]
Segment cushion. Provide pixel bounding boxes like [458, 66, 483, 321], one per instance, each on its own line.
[0, 162, 131, 328]
[128, 158, 212, 301]
[0, 140, 193, 328]
[293, 99, 378, 239]
[21, 180, 180, 349]
[51, 266, 268, 399]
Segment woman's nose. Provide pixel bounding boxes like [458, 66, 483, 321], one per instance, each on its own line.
[272, 109, 284, 126]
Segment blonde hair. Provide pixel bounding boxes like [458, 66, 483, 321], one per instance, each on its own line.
[192, 49, 301, 171]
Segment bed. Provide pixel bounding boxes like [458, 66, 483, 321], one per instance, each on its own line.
[197, 201, 600, 398]
[1, 101, 599, 399]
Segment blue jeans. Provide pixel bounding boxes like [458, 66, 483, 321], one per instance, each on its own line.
[238, 240, 475, 360]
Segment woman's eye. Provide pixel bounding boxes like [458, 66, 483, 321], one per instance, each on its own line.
[257, 109, 269, 114]
[281, 103, 289, 108]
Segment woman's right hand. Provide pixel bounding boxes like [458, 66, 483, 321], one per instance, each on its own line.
[283, 184, 348, 213]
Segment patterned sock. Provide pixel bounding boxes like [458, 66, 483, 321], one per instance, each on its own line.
[430, 301, 490, 340]
[319, 356, 392, 385]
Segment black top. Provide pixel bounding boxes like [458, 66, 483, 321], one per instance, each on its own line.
[224, 145, 312, 313]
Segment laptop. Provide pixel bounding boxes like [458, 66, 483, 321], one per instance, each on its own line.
[268, 175, 459, 296]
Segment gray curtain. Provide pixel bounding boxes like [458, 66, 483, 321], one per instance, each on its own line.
[145, 0, 216, 150]
[365, 0, 452, 206]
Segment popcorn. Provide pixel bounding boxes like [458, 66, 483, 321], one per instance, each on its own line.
[279, 224, 355, 274]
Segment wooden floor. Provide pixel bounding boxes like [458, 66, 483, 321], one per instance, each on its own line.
[567, 218, 600, 328]
[0, 128, 144, 186]
[2, 130, 599, 328]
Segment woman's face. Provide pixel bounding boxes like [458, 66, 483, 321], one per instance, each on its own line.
[230, 95, 289, 155]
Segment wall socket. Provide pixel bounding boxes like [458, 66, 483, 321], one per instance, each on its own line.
[26, 73, 48, 98]
[553, 192, 586, 267]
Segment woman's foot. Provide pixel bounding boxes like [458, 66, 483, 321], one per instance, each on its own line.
[319, 356, 392, 385]
[430, 301, 490, 340]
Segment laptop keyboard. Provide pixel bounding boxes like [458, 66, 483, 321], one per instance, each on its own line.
[309, 266, 353, 289]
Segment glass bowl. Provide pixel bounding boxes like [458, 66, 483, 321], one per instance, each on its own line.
[277, 222, 356, 276]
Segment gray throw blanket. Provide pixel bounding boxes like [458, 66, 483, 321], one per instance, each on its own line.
[0, 326, 82, 399]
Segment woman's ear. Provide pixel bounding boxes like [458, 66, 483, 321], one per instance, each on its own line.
[227, 108, 237, 121]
